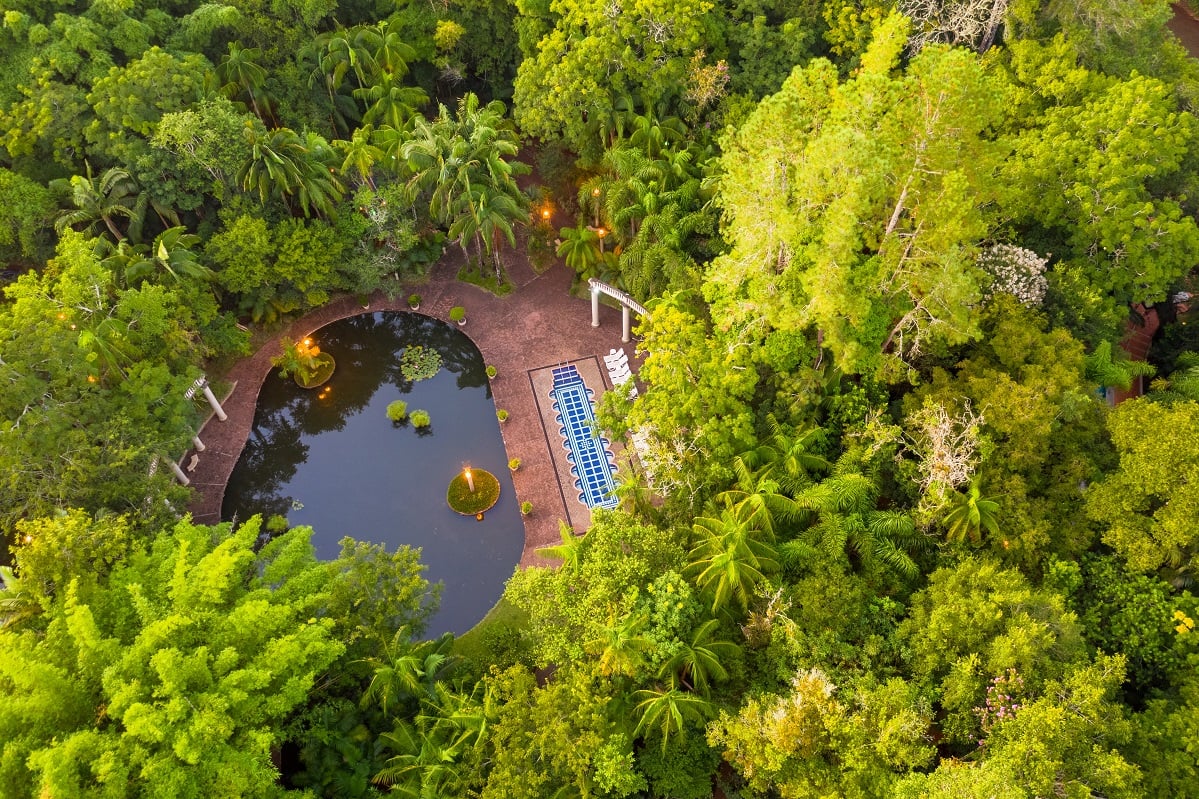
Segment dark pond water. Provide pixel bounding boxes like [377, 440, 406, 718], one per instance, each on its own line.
[222, 312, 524, 637]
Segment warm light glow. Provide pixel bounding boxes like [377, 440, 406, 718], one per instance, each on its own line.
[87, 375, 97, 383]
[57, 313, 66, 320]
[592, 188, 601, 197]
[303, 338, 312, 347]
[541, 208, 551, 219]
[597, 227, 607, 238]
[23, 534, 32, 543]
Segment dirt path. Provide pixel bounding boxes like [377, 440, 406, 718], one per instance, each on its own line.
[1170, 3, 1199, 58]
[186, 244, 640, 568]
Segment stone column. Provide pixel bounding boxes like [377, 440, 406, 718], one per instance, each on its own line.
[169, 460, 190, 486]
[621, 305, 631, 343]
[201, 382, 228, 421]
[192, 436, 206, 452]
[591, 286, 601, 328]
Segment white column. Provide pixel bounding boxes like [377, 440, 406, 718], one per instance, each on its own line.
[591, 287, 601, 328]
[192, 436, 206, 452]
[621, 305, 631, 343]
[201, 383, 228, 421]
[169, 460, 190, 486]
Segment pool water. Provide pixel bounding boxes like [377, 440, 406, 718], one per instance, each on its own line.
[222, 312, 523, 637]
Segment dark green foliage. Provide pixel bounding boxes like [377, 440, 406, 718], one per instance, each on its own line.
[1074, 554, 1198, 701]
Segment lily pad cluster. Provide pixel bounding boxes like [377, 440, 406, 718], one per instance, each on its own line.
[400, 345, 442, 382]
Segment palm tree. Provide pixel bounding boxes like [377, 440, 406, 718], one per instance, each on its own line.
[215, 43, 272, 123]
[334, 125, 384, 188]
[449, 184, 524, 278]
[536, 522, 587, 570]
[239, 126, 305, 207]
[355, 79, 428, 130]
[365, 19, 418, 80]
[942, 481, 1001, 545]
[659, 618, 739, 695]
[360, 630, 457, 716]
[628, 109, 687, 159]
[53, 164, 143, 242]
[632, 687, 716, 752]
[296, 131, 346, 218]
[787, 471, 928, 579]
[556, 225, 602, 275]
[586, 611, 654, 677]
[685, 509, 780, 613]
[373, 718, 469, 796]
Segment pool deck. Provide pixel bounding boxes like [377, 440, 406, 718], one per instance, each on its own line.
[185, 244, 640, 568]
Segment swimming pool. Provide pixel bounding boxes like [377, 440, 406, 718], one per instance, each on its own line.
[549, 365, 619, 510]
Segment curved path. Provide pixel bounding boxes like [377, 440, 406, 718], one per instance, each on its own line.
[186, 250, 637, 567]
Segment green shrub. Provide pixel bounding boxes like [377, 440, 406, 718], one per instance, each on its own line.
[408, 293, 421, 308]
[508, 458, 521, 471]
[449, 305, 466, 323]
[486, 365, 497, 379]
[521, 501, 532, 515]
[411, 409, 431, 428]
[496, 409, 509, 422]
[386, 400, 408, 422]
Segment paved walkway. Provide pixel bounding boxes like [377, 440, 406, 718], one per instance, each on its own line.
[186, 248, 640, 568]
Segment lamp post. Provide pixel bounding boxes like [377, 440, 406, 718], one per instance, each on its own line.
[597, 227, 607, 254]
[591, 187, 601, 227]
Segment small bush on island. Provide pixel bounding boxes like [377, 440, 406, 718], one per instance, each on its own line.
[386, 400, 408, 422]
[410, 409, 431, 428]
[447, 469, 500, 515]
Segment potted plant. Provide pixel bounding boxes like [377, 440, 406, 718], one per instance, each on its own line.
[449, 305, 466, 326]
[496, 409, 509, 423]
[508, 457, 521, 472]
[408, 293, 421, 310]
[485, 365, 497, 379]
[521, 501, 533, 516]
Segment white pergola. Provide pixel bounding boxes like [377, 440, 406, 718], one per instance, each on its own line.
[588, 278, 648, 343]
[167, 375, 229, 485]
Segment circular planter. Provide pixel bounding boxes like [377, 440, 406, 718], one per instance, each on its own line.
[447, 469, 500, 516]
[296, 353, 336, 389]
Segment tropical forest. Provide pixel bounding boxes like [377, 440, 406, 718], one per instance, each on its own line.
[1, 0, 1198, 794]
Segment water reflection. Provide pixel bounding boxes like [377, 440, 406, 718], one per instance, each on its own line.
[223, 312, 522, 636]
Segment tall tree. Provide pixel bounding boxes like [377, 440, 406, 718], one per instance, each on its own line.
[0, 517, 344, 798]
[707, 13, 1003, 379]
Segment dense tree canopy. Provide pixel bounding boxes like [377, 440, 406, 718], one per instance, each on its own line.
[2, 0, 1199, 796]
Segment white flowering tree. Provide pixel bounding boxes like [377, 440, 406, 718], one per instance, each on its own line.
[976, 244, 1049, 307]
